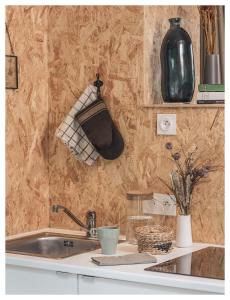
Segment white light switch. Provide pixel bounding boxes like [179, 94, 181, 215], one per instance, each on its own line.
[157, 114, 176, 135]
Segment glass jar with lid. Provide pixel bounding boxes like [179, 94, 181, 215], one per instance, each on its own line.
[126, 190, 154, 244]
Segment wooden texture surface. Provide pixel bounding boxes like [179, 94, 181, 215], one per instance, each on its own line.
[6, 6, 50, 235]
[48, 5, 144, 233]
[6, 6, 224, 244]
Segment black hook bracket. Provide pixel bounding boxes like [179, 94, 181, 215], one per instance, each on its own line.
[94, 73, 103, 100]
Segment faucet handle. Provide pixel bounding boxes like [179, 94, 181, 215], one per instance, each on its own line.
[86, 211, 97, 238]
[86, 210, 96, 220]
[86, 210, 96, 227]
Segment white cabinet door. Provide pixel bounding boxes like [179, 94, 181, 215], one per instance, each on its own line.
[6, 265, 78, 294]
[78, 275, 211, 295]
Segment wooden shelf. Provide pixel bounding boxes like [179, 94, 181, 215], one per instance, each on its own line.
[142, 103, 225, 108]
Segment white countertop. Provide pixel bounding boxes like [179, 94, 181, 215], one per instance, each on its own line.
[6, 228, 225, 294]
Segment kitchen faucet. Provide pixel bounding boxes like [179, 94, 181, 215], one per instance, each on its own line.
[52, 204, 97, 238]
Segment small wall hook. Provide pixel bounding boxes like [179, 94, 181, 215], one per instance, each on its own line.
[94, 73, 103, 99]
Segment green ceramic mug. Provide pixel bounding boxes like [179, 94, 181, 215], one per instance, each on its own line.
[97, 226, 120, 255]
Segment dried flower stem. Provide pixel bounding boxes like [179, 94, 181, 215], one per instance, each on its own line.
[198, 6, 217, 55]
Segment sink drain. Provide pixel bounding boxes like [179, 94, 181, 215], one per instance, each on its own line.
[63, 240, 74, 247]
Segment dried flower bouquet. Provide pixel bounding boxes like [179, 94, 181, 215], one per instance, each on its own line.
[159, 143, 218, 215]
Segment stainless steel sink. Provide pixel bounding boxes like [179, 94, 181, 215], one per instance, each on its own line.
[6, 232, 101, 259]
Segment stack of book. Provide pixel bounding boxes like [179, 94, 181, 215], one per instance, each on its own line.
[197, 84, 225, 105]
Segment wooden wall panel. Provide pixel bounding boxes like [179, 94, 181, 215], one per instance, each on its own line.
[48, 6, 224, 244]
[6, 6, 49, 235]
[6, 5, 224, 244]
[48, 5, 144, 233]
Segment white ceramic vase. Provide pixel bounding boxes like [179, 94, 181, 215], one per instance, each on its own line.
[176, 215, 192, 248]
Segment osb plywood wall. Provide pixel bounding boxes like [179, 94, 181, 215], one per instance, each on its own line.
[6, 6, 224, 244]
[48, 6, 224, 244]
[6, 6, 50, 235]
[48, 5, 144, 233]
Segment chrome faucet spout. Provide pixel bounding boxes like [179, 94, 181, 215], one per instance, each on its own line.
[51, 204, 97, 238]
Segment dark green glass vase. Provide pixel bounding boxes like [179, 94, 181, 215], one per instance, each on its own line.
[160, 18, 195, 103]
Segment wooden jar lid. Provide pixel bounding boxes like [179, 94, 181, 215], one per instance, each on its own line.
[127, 190, 153, 200]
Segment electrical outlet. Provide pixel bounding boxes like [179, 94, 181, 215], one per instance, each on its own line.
[143, 193, 176, 216]
[157, 114, 176, 135]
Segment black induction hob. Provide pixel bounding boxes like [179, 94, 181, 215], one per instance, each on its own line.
[145, 247, 224, 280]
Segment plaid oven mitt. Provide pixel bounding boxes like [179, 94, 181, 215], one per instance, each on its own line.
[56, 85, 100, 165]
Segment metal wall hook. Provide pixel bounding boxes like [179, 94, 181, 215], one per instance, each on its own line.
[94, 73, 103, 99]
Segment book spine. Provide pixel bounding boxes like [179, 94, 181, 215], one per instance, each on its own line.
[197, 92, 225, 100]
[198, 84, 224, 92]
[197, 100, 225, 104]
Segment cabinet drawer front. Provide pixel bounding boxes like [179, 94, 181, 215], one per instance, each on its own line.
[6, 265, 78, 294]
[78, 275, 215, 295]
